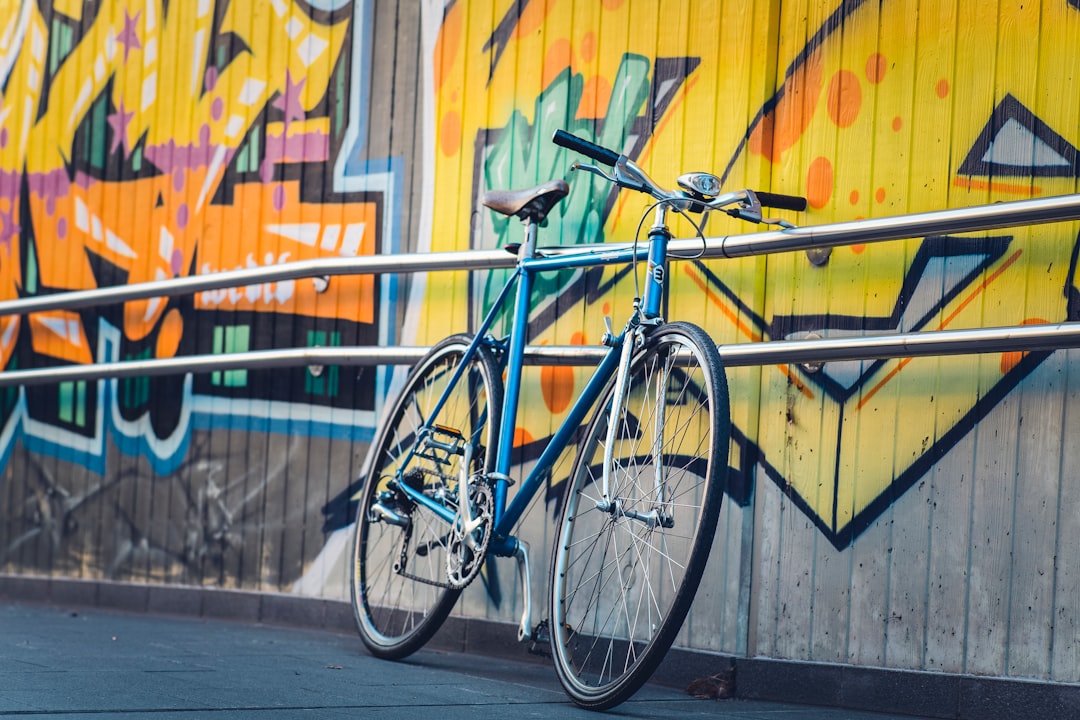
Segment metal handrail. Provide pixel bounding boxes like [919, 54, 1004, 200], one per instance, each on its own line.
[0, 322, 1077, 388]
[0, 192, 1079, 387]
[1, 192, 1079, 318]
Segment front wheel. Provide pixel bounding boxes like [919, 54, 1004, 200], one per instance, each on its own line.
[549, 321, 730, 709]
[352, 334, 503, 659]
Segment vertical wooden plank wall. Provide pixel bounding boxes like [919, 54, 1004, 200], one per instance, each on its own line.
[0, 0, 1078, 686]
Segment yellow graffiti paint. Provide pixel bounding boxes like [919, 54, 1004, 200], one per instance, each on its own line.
[429, 0, 1080, 543]
[751, 0, 1080, 539]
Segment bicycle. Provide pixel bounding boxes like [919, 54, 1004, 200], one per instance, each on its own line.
[350, 129, 807, 710]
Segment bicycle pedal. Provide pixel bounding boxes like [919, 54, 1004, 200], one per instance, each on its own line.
[418, 425, 467, 464]
[432, 424, 465, 443]
[527, 619, 551, 656]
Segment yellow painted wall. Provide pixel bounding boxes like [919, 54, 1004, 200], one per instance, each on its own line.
[420, 0, 1080, 679]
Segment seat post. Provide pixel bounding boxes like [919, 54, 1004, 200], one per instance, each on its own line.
[519, 217, 538, 260]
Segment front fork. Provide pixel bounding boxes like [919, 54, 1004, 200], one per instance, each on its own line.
[599, 321, 640, 507]
[592, 317, 672, 529]
[596, 208, 672, 523]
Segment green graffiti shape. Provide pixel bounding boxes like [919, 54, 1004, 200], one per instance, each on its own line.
[480, 53, 652, 333]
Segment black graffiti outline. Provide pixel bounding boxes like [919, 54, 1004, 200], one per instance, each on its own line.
[765, 234, 1014, 401]
[958, 94, 1080, 178]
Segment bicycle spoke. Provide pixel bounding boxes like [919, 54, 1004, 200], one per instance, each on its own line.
[352, 336, 502, 660]
[551, 323, 728, 709]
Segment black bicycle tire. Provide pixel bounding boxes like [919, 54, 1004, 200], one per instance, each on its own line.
[548, 321, 730, 709]
[352, 334, 504, 659]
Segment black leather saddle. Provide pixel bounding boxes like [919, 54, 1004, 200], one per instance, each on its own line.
[481, 179, 569, 224]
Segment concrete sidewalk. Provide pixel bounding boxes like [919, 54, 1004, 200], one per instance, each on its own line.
[0, 602, 939, 720]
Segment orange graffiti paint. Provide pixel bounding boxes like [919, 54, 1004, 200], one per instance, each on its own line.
[156, 308, 184, 359]
[578, 75, 613, 119]
[197, 182, 377, 322]
[749, 54, 824, 162]
[579, 32, 597, 63]
[440, 110, 462, 157]
[953, 176, 1041, 195]
[541, 365, 575, 413]
[514, 0, 550, 38]
[543, 39, 574, 89]
[1001, 319, 1048, 373]
[806, 156, 834, 209]
[866, 53, 887, 84]
[513, 427, 535, 448]
[540, 330, 588, 413]
[29, 311, 92, 365]
[827, 69, 862, 128]
[434, 1, 463, 93]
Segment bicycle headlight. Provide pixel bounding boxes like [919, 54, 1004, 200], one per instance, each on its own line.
[677, 172, 722, 198]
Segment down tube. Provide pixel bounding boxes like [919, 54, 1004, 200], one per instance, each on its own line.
[493, 344, 623, 538]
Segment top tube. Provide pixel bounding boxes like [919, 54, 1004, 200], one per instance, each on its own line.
[518, 243, 651, 274]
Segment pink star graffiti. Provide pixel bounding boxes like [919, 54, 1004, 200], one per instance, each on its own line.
[272, 71, 307, 129]
[107, 102, 136, 156]
[117, 10, 142, 61]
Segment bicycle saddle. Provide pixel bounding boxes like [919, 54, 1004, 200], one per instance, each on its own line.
[482, 179, 569, 223]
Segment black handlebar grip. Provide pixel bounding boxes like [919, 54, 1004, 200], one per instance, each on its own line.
[552, 129, 621, 168]
[754, 191, 808, 212]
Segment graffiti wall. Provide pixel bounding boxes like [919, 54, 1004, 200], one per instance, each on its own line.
[2, 0, 1079, 686]
[0, 0, 422, 588]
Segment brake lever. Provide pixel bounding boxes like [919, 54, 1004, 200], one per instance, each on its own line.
[569, 161, 617, 184]
[570, 158, 653, 196]
[726, 190, 797, 229]
[724, 207, 797, 229]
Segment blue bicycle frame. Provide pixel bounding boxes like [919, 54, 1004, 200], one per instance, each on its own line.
[392, 210, 674, 558]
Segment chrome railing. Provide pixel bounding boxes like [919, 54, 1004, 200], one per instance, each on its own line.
[1, 191, 1079, 388]
[1, 322, 1078, 388]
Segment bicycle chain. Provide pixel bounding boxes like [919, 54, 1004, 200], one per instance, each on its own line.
[388, 491, 456, 590]
[397, 568, 457, 589]
[390, 475, 493, 591]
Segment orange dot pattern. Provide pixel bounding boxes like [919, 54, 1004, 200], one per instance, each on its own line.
[827, 70, 862, 128]
[807, 157, 834, 209]
[865, 53, 887, 84]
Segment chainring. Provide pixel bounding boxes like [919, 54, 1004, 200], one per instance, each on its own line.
[445, 477, 494, 589]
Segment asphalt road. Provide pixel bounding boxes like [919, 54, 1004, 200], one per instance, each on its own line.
[0, 602, 939, 719]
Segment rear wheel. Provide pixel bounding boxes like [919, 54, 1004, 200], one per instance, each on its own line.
[352, 335, 503, 659]
[549, 321, 729, 709]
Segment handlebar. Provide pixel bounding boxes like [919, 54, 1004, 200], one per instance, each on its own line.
[552, 129, 620, 168]
[552, 129, 806, 227]
[753, 191, 808, 213]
